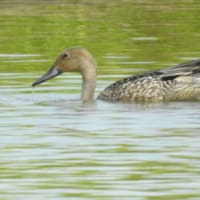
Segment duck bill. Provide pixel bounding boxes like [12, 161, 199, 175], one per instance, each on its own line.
[32, 66, 63, 87]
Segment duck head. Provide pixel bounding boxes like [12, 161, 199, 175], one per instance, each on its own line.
[32, 47, 96, 87]
[32, 47, 97, 102]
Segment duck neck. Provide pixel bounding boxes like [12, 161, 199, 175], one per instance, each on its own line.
[81, 63, 96, 102]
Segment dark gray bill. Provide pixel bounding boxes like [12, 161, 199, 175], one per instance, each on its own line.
[32, 66, 63, 87]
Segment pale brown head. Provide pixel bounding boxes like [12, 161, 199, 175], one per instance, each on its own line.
[32, 47, 97, 102]
[32, 47, 96, 87]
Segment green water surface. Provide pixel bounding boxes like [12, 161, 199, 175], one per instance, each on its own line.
[1, 1, 200, 200]
[1, 0, 200, 73]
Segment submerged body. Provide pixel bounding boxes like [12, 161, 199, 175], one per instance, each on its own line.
[32, 47, 200, 103]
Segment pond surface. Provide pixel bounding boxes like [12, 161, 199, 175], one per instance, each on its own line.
[1, 72, 200, 200]
[0, 1, 200, 200]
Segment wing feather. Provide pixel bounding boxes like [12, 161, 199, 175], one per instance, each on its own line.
[159, 59, 200, 79]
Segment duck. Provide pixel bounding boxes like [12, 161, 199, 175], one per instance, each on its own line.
[32, 47, 200, 103]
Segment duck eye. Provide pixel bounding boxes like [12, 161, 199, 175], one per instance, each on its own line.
[63, 53, 68, 58]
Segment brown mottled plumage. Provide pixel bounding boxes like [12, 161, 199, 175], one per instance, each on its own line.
[32, 47, 200, 103]
[98, 71, 200, 102]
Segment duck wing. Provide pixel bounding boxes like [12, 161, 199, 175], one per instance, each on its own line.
[158, 59, 200, 80]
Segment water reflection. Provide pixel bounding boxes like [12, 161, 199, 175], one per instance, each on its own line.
[1, 0, 200, 199]
[1, 73, 200, 199]
[1, 0, 200, 73]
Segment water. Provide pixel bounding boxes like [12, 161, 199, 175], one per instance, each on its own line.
[1, 0, 200, 199]
[0, 72, 200, 200]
